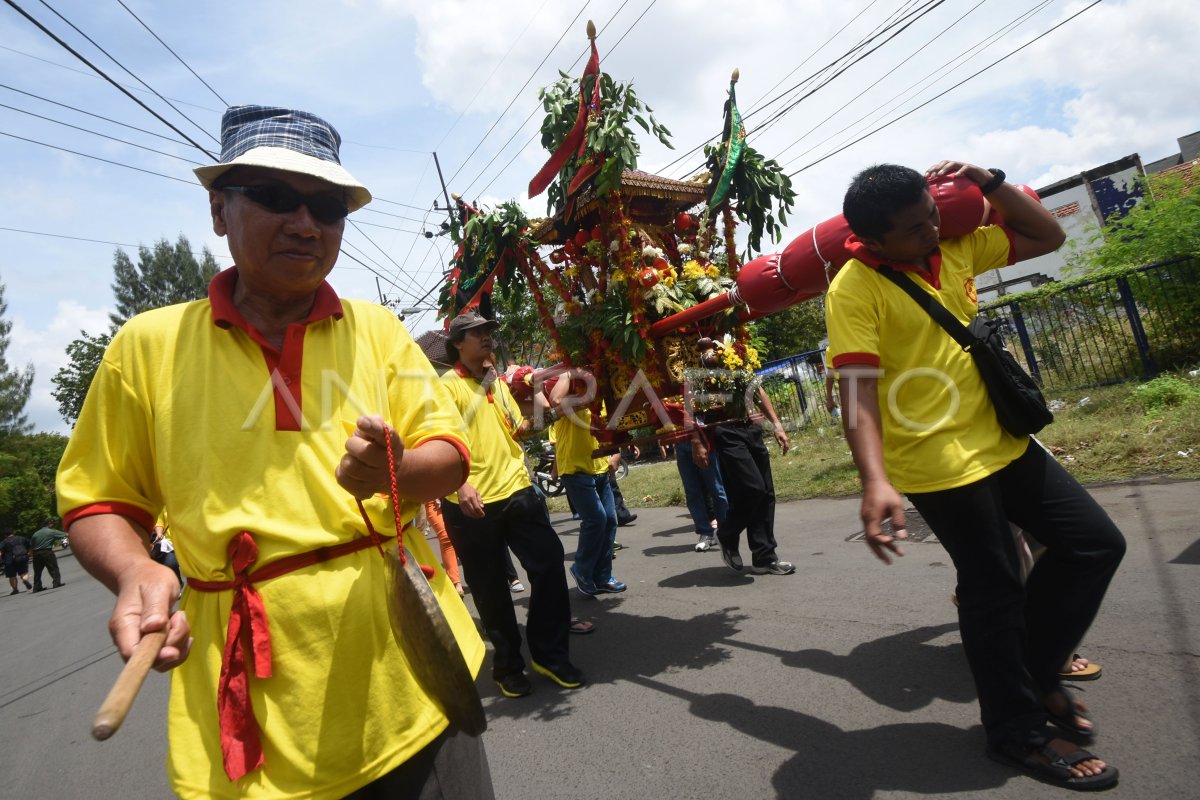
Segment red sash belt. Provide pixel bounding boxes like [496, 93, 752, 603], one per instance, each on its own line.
[188, 527, 396, 781]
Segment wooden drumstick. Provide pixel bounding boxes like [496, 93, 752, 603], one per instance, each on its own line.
[92, 629, 168, 741]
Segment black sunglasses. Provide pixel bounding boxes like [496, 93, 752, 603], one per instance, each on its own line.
[221, 184, 349, 224]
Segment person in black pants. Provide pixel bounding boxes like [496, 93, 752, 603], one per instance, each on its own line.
[696, 361, 795, 576]
[828, 160, 1123, 789]
[440, 313, 586, 698]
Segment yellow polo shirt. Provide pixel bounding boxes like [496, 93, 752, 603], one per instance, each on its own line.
[56, 268, 484, 799]
[442, 364, 532, 504]
[824, 226, 1028, 493]
[553, 408, 608, 476]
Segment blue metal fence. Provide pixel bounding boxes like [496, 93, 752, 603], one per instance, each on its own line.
[759, 256, 1200, 429]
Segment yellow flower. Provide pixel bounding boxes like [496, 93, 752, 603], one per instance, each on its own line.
[611, 271, 628, 284]
[745, 346, 761, 369]
[662, 275, 676, 287]
[682, 260, 704, 279]
[704, 265, 721, 279]
[722, 349, 744, 370]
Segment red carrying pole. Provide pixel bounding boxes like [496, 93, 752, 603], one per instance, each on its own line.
[647, 293, 735, 338]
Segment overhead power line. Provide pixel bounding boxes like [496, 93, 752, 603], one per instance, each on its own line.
[34, 0, 217, 145]
[116, 0, 228, 106]
[788, 0, 1105, 176]
[1, 82, 197, 146]
[2, 0, 218, 159]
[443, 0, 592, 188]
[1, 101, 205, 164]
[0, 225, 233, 259]
[0, 130, 196, 183]
[778, 0, 1055, 170]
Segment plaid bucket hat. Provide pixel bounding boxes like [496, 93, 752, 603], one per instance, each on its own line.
[194, 105, 371, 212]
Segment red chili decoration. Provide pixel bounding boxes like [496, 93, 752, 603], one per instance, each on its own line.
[637, 267, 659, 288]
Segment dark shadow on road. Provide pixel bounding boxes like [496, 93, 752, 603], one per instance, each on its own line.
[1169, 536, 1200, 564]
[482, 606, 749, 724]
[649, 523, 698, 538]
[659, 566, 755, 588]
[642, 542, 702, 557]
[632, 677, 1008, 799]
[723, 622, 976, 711]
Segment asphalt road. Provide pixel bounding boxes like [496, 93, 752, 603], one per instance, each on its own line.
[2, 479, 1197, 799]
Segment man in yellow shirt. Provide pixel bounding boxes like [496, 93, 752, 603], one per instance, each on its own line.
[56, 105, 491, 799]
[826, 160, 1123, 791]
[440, 312, 585, 698]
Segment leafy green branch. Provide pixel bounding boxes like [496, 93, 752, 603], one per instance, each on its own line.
[704, 141, 795, 257]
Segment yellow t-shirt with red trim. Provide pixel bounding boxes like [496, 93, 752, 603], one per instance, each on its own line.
[553, 408, 608, 476]
[824, 226, 1028, 493]
[56, 269, 484, 800]
[442, 365, 532, 504]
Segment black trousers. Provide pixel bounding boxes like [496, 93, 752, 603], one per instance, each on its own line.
[713, 422, 780, 566]
[908, 441, 1125, 747]
[32, 549, 61, 589]
[442, 486, 570, 678]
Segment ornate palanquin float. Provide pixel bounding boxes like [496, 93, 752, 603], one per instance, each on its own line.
[435, 22, 1030, 452]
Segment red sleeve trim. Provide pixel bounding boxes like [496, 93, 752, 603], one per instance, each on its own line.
[1002, 225, 1018, 266]
[831, 352, 880, 368]
[419, 435, 472, 486]
[63, 502, 155, 533]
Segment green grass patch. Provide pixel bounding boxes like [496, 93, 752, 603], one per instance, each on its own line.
[567, 370, 1200, 509]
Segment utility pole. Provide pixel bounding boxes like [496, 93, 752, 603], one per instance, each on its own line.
[432, 151, 455, 231]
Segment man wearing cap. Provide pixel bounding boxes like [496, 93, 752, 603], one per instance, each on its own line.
[57, 106, 493, 799]
[440, 312, 586, 698]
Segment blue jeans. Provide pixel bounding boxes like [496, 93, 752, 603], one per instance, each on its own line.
[561, 471, 618, 585]
[675, 440, 728, 536]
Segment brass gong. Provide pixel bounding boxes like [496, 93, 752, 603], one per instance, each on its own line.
[385, 546, 487, 736]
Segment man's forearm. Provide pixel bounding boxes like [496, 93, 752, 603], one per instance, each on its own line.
[68, 514, 153, 594]
[840, 373, 889, 485]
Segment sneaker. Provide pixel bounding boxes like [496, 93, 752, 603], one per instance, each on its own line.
[694, 536, 711, 552]
[494, 672, 533, 698]
[8, 589, 17, 595]
[595, 577, 627, 593]
[509, 579, 525, 593]
[52, 582, 64, 588]
[703, 535, 719, 550]
[720, 545, 744, 573]
[749, 560, 796, 575]
[611, 541, 625, 551]
[531, 660, 586, 689]
[570, 564, 599, 596]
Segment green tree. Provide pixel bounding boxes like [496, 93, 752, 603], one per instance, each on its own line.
[493, 278, 554, 368]
[0, 432, 66, 530]
[50, 330, 111, 430]
[1064, 168, 1200, 275]
[0, 277, 34, 438]
[51, 235, 219, 426]
[753, 297, 828, 361]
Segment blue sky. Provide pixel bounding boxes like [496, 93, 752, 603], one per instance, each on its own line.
[2, 0, 1197, 434]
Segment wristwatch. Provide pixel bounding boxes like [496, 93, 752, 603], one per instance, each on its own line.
[980, 168, 1006, 195]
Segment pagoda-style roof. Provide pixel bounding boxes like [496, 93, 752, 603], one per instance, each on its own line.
[529, 168, 710, 244]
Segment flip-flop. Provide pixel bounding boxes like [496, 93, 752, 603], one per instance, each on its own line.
[569, 617, 595, 635]
[1046, 686, 1095, 738]
[987, 740, 1118, 791]
[1059, 654, 1102, 681]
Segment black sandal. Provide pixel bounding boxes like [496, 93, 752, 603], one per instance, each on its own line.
[1046, 686, 1095, 738]
[987, 740, 1118, 791]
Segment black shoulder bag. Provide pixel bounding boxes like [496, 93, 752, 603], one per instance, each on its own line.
[878, 267, 1053, 437]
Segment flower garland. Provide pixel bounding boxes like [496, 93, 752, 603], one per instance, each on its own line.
[722, 204, 740, 278]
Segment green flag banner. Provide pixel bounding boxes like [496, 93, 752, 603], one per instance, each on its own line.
[708, 76, 745, 211]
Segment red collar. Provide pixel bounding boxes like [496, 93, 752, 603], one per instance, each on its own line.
[454, 361, 499, 404]
[208, 267, 344, 334]
[844, 236, 942, 290]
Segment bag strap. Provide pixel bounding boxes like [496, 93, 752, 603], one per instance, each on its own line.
[877, 266, 977, 352]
